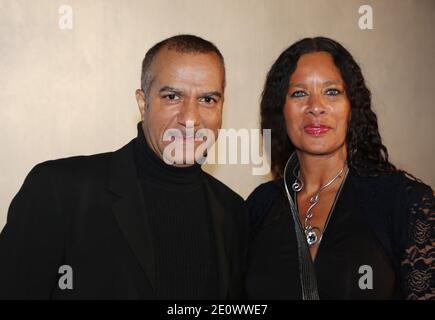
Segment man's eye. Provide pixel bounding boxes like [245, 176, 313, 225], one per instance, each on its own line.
[164, 94, 179, 101]
[291, 91, 307, 98]
[200, 96, 216, 104]
[325, 88, 340, 96]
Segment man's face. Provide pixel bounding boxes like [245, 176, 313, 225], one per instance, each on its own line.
[136, 48, 225, 167]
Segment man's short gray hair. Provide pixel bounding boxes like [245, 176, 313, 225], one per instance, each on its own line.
[140, 34, 225, 106]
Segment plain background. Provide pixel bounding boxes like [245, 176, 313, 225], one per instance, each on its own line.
[1, 0, 434, 229]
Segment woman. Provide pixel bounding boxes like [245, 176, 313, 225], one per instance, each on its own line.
[246, 37, 434, 300]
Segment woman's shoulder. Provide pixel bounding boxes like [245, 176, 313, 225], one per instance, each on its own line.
[246, 179, 285, 227]
[398, 173, 433, 200]
[246, 179, 284, 208]
[354, 171, 434, 221]
[394, 173, 434, 222]
[384, 172, 433, 223]
[352, 169, 433, 202]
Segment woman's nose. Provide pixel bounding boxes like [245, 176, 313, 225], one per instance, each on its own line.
[306, 95, 327, 117]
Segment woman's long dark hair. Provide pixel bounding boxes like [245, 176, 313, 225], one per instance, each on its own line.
[261, 37, 398, 178]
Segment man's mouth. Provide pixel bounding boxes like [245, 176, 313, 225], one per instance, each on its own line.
[171, 134, 199, 143]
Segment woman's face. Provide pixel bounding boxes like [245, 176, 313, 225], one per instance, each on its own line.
[283, 52, 351, 157]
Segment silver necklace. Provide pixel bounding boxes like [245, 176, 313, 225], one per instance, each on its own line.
[292, 163, 347, 247]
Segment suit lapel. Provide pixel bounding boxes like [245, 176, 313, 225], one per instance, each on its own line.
[106, 140, 155, 290]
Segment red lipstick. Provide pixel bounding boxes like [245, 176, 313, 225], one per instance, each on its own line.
[304, 124, 330, 136]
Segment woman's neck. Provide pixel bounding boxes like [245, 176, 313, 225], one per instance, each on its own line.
[297, 146, 347, 194]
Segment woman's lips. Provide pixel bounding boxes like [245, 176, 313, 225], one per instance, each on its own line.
[304, 124, 330, 136]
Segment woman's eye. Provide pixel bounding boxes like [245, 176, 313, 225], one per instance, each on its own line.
[291, 91, 307, 98]
[325, 88, 340, 96]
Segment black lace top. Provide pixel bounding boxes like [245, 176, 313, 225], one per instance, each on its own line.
[246, 169, 434, 300]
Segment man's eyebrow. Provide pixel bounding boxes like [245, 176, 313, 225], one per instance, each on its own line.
[200, 91, 222, 98]
[158, 86, 184, 95]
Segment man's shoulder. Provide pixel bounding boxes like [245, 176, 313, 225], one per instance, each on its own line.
[29, 150, 115, 182]
[201, 171, 244, 204]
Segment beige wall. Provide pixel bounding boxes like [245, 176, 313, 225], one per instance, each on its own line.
[1, 0, 434, 229]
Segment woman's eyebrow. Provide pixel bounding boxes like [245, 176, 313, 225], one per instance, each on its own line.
[289, 80, 343, 87]
[289, 82, 307, 88]
[323, 80, 343, 86]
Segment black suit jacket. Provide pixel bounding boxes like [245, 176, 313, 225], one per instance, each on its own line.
[0, 139, 248, 299]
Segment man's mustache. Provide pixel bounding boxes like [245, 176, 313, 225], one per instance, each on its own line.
[164, 128, 207, 139]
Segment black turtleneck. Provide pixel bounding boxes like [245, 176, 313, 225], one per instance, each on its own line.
[133, 123, 218, 299]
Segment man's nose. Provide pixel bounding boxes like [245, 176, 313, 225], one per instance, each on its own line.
[306, 94, 327, 117]
[177, 98, 201, 127]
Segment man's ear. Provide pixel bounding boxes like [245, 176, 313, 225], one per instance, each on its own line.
[135, 89, 146, 121]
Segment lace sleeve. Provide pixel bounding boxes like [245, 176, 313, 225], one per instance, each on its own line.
[400, 184, 435, 300]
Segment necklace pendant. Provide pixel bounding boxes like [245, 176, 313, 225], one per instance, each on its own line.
[305, 227, 322, 247]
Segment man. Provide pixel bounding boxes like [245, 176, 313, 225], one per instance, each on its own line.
[0, 35, 248, 299]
